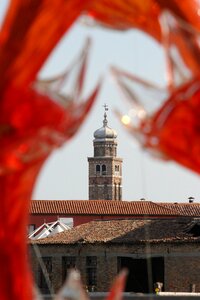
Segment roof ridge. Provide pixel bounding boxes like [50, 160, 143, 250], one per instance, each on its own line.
[30, 200, 196, 216]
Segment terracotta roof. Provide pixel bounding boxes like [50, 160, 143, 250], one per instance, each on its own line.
[159, 203, 200, 217]
[32, 218, 200, 245]
[30, 200, 181, 216]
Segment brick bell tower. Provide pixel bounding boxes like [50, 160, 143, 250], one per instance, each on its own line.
[88, 105, 123, 200]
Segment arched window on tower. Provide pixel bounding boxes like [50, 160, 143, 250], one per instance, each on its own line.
[96, 165, 100, 175]
[115, 165, 120, 175]
[102, 164, 107, 175]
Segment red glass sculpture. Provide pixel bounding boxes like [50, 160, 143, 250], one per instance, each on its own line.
[105, 269, 128, 300]
[54, 269, 127, 300]
[0, 1, 100, 300]
[85, 0, 200, 75]
[86, 0, 200, 42]
[2, 0, 200, 299]
[109, 4, 200, 175]
[111, 64, 200, 174]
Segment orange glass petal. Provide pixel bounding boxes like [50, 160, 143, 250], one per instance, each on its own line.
[86, 0, 200, 76]
[86, 0, 161, 41]
[0, 1, 97, 300]
[150, 78, 200, 174]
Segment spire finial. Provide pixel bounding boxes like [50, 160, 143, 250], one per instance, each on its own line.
[103, 104, 108, 127]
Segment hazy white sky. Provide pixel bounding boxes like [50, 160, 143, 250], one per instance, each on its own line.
[1, 1, 199, 202]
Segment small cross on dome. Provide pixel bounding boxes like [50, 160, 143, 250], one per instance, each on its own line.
[103, 103, 108, 112]
[103, 104, 108, 127]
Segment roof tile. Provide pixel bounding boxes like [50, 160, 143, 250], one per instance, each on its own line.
[159, 203, 200, 217]
[30, 200, 181, 216]
[32, 218, 200, 245]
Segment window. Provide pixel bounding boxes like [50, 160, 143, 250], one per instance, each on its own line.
[62, 256, 76, 282]
[102, 164, 107, 175]
[59, 218, 74, 228]
[38, 257, 52, 294]
[86, 256, 97, 291]
[28, 224, 36, 234]
[115, 165, 120, 174]
[96, 165, 100, 174]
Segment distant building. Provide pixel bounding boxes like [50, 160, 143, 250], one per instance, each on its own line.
[30, 218, 200, 294]
[88, 105, 122, 200]
[29, 107, 200, 295]
[29, 199, 189, 231]
[29, 199, 200, 232]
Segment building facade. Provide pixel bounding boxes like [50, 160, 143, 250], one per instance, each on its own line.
[29, 200, 200, 231]
[30, 218, 200, 294]
[29, 199, 187, 231]
[88, 106, 122, 200]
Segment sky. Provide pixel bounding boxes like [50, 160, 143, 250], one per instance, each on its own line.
[1, 2, 200, 202]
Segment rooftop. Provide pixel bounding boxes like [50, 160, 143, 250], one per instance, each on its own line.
[30, 200, 184, 216]
[31, 218, 200, 245]
[159, 202, 200, 216]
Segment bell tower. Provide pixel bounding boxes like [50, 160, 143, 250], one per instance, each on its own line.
[88, 105, 123, 200]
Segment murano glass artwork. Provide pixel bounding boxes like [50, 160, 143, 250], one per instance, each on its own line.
[111, 10, 200, 175]
[0, 1, 99, 299]
[1, 0, 200, 299]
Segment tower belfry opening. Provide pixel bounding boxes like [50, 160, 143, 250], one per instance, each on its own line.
[88, 105, 123, 200]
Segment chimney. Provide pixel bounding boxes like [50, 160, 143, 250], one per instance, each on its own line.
[188, 196, 195, 203]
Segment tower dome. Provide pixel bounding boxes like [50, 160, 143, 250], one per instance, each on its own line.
[94, 106, 117, 141]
